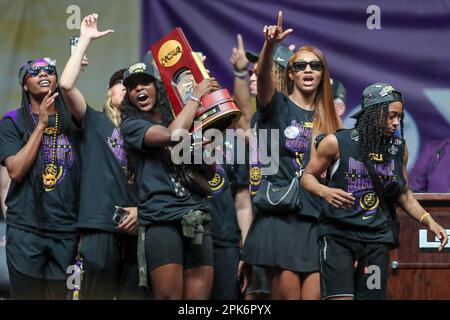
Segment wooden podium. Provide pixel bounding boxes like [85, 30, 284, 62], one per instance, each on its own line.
[388, 193, 450, 299]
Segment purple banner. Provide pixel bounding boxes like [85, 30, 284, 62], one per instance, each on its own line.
[141, 0, 450, 170]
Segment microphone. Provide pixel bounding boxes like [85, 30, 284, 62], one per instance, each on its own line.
[410, 145, 443, 192]
[431, 147, 443, 169]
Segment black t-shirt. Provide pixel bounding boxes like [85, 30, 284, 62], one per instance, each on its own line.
[77, 106, 138, 232]
[258, 90, 321, 218]
[0, 108, 79, 237]
[121, 116, 208, 225]
[318, 129, 406, 244]
[207, 139, 249, 247]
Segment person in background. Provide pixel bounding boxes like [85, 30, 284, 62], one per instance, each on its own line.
[230, 34, 294, 133]
[330, 78, 347, 121]
[229, 34, 294, 300]
[207, 139, 253, 300]
[409, 137, 450, 193]
[59, 13, 144, 299]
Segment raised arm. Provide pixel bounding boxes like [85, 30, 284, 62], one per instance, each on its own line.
[230, 34, 253, 131]
[59, 13, 114, 122]
[301, 134, 354, 208]
[257, 11, 293, 109]
[396, 144, 448, 251]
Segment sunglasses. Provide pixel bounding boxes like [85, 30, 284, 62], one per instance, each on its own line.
[27, 65, 57, 77]
[248, 69, 257, 77]
[291, 60, 323, 72]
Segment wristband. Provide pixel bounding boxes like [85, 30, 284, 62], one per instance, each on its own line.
[420, 212, 430, 224]
[189, 95, 202, 106]
[234, 70, 247, 78]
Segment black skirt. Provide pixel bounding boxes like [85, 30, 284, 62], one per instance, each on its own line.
[242, 211, 319, 273]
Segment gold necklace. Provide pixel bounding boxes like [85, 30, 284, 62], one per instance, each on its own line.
[42, 112, 59, 190]
[29, 106, 60, 190]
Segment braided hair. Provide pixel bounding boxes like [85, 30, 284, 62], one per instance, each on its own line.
[355, 102, 405, 162]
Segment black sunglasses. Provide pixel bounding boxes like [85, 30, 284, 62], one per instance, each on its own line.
[291, 60, 323, 72]
[27, 65, 57, 77]
[248, 69, 257, 77]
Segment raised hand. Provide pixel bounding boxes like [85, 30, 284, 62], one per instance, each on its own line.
[263, 11, 293, 46]
[80, 13, 114, 40]
[38, 90, 59, 128]
[230, 34, 249, 72]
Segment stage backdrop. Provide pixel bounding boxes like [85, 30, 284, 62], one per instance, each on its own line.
[141, 0, 450, 170]
[1, 1, 449, 171]
[0, 0, 141, 115]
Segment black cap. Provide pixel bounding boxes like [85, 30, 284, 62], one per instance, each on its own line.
[108, 69, 126, 89]
[123, 62, 159, 88]
[351, 82, 403, 119]
[330, 78, 347, 102]
[245, 44, 293, 69]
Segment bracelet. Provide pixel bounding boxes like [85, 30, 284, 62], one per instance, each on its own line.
[234, 70, 247, 78]
[419, 212, 430, 224]
[189, 95, 202, 105]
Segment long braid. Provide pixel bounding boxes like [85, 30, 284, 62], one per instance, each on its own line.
[355, 103, 391, 162]
[398, 112, 405, 160]
[20, 90, 45, 227]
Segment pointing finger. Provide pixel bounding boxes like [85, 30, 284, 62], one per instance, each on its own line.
[237, 34, 244, 50]
[277, 11, 283, 29]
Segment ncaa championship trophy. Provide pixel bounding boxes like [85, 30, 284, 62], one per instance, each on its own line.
[150, 28, 241, 134]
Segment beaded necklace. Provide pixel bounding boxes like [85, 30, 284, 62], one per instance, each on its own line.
[29, 105, 59, 190]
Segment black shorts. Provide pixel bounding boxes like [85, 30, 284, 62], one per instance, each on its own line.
[79, 231, 146, 300]
[5, 226, 78, 280]
[319, 235, 390, 300]
[211, 245, 240, 300]
[144, 221, 214, 272]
